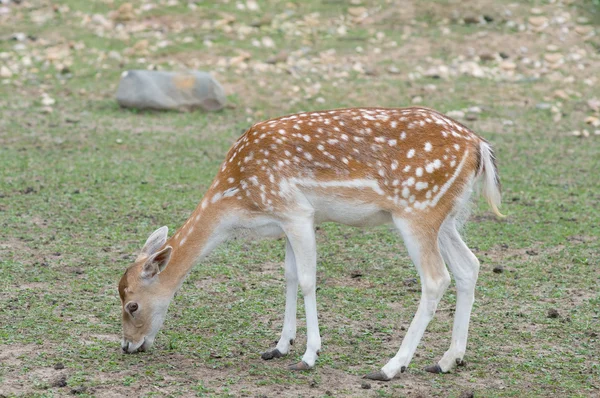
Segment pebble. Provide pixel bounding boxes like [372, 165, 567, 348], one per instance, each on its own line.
[570, 130, 590, 137]
[585, 116, 600, 127]
[12, 32, 27, 41]
[463, 16, 479, 25]
[386, 66, 401, 74]
[587, 98, 600, 112]
[536, 103, 552, 110]
[348, 7, 367, 17]
[575, 26, 593, 36]
[108, 51, 122, 62]
[493, 265, 504, 274]
[412, 96, 423, 104]
[553, 90, 569, 100]
[261, 36, 275, 48]
[500, 61, 516, 71]
[361, 382, 371, 389]
[52, 375, 67, 388]
[447, 110, 465, 119]
[403, 277, 417, 286]
[0, 66, 12, 78]
[91, 13, 112, 29]
[528, 16, 548, 27]
[246, 0, 259, 11]
[265, 50, 288, 64]
[468, 106, 482, 113]
[41, 95, 56, 106]
[71, 386, 87, 395]
[114, 3, 135, 22]
[544, 53, 563, 64]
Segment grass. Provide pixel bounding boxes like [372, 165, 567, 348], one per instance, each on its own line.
[1, 0, 599, 397]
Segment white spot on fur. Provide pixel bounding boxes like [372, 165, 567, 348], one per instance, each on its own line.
[415, 181, 429, 191]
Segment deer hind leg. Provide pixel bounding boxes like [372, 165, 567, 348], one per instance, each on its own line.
[365, 215, 450, 381]
[261, 238, 298, 360]
[430, 217, 480, 373]
[281, 218, 321, 370]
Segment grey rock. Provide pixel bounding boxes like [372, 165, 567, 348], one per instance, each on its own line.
[116, 70, 226, 112]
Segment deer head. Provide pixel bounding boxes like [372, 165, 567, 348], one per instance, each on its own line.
[118, 226, 173, 353]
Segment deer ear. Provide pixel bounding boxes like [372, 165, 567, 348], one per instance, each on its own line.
[141, 246, 172, 279]
[141, 226, 169, 256]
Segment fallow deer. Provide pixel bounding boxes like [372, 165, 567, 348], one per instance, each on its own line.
[118, 107, 503, 380]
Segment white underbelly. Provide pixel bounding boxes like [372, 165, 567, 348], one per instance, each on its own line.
[229, 193, 393, 240]
[307, 194, 393, 227]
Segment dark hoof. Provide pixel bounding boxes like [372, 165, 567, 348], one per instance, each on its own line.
[363, 370, 392, 381]
[261, 349, 284, 360]
[424, 364, 443, 374]
[288, 361, 311, 371]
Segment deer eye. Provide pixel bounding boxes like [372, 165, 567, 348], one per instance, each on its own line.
[126, 302, 139, 314]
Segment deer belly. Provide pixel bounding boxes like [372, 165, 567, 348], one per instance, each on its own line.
[309, 196, 393, 227]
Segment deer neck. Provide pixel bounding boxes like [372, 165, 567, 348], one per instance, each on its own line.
[157, 201, 229, 292]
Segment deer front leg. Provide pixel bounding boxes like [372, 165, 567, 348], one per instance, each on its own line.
[282, 219, 320, 370]
[262, 239, 298, 360]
